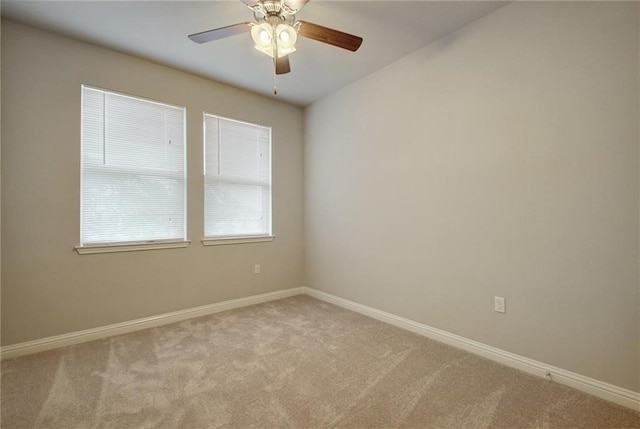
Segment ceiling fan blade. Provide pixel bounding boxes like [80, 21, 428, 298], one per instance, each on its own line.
[275, 55, 291, 75]
[188, 22, 252, 44]
[297, 21, 363, 52]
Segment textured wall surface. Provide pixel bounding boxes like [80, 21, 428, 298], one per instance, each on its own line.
[305, 2, 639, 391]
[1, 20, 304, 345]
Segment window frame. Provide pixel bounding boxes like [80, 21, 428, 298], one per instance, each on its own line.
[201, 113, 274, 246]
[75, 85, 190, 254]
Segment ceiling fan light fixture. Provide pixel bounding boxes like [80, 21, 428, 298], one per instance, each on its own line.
[276, 23, 297, 50]
[188, 0, 363, 78]
[252, 22, 297, 58]
[251, 23, 272, 48]
[259, 29, 271, 44]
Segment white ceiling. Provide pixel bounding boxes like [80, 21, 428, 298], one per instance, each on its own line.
[1, 1, 506, 106]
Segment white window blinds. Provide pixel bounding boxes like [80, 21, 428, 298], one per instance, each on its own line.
[80, 86, 186, 245]
[204, 114, 272, 238]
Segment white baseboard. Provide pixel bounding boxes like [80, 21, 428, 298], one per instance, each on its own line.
[3, 285, 638, 411]
[1, 287, 305, 361]
[303, 287, 640, 412]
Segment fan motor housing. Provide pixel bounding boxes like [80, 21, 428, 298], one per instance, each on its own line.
[256, 0, 296, 19]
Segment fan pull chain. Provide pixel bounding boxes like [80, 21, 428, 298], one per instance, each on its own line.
[273, 26, 279, 96]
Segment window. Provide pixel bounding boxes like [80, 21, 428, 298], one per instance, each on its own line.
[79, 86, 187, 251]
[203, 114, 272, 243]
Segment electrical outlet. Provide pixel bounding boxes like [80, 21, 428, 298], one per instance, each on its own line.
[254, 264, 261, 274]
[494, 296, 506, 313]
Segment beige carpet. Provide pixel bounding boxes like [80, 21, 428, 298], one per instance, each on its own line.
[2, 295, 639, 428]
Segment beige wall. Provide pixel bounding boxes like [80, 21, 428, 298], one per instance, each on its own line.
[305, 1, 640, 392]
[1, 20, 304, 345]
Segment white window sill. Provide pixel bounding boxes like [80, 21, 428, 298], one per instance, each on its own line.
[75, 240, 191, 255]
[201, 236, 275, 246]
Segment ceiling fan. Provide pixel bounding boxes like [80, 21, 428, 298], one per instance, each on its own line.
[188, 0, 363, 77]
